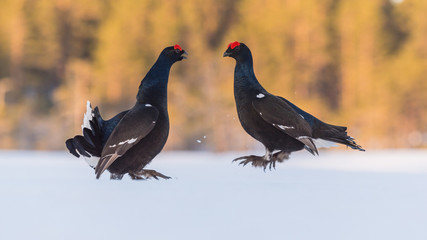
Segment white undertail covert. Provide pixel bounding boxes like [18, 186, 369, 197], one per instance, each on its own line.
[81, 100, 100, 168]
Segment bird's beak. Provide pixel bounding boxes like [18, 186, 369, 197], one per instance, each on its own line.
[223, 51, 231, 57]
[182, 50, 188, 59]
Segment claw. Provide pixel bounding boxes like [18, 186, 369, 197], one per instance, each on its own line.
[129, 173, 146, 180]
[233, 152, 289, 171]
[233, 155, 257, 163]
[233, 155, 272, 170]
[268, 160, 276, 171]
[129, 169, 171, 180]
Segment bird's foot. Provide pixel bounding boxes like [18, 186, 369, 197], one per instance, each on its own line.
[262, 151, 290, 170]
[110, 173, 124, 180]
[233, 152, 290, 171]
[141, 169, 171, 180]
[128, 172, 146, 180]
[233, 155, 271, 170]
[129, 169, 171, 180]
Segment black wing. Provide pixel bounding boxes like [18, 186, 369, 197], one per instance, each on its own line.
[95, 104, 159, 178]
[252, 94, 318, 155]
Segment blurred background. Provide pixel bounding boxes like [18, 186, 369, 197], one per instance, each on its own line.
[0, 0, 426, 151]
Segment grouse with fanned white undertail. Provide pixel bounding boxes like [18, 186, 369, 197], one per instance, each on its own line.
[66, 44, 187, 180]
[223, 41, 364, 169]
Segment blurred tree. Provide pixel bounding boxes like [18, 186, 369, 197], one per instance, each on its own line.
[0, 0, 425, 150]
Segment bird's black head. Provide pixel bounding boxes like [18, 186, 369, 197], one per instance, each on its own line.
[223, 41, 241, 59]
[223, 41, 252, 62]
[162, 44, 188, 63]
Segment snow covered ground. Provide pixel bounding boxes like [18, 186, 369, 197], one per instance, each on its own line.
[0, 150, 426, 240]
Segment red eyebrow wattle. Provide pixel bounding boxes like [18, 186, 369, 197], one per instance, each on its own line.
[174, 44, 182, 51]
[228, 41, 240, 49]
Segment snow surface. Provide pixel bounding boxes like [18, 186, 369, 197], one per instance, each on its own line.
[0, 150, 426, 240]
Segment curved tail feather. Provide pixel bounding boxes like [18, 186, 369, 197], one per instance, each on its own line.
[65, 101, 103, 168]
[65, 139, 80, 158]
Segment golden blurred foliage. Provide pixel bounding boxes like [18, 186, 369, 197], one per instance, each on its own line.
[0, 0, 426, 150]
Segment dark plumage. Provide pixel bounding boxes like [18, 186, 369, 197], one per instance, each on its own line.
[66, 45, 187, 180]
[223, 41, 364, 169]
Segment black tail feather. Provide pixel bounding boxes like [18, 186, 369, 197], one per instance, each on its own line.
[72, 137, 92, 158]
[93, 106, 102, 126]
[324, 136, 365, 151]
[89, 120, 98, 135]
[83, 127, 102, 153]
[65, 139, 80, 158]
[65, 104, 104, 158]
[316, 123, 365, 151]
[82, 127, 96, 146]
[76, 135, 100, 155]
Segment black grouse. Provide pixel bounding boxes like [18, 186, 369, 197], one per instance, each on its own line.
[223, 41, 364, 169]
[66, 44, 187, 180]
